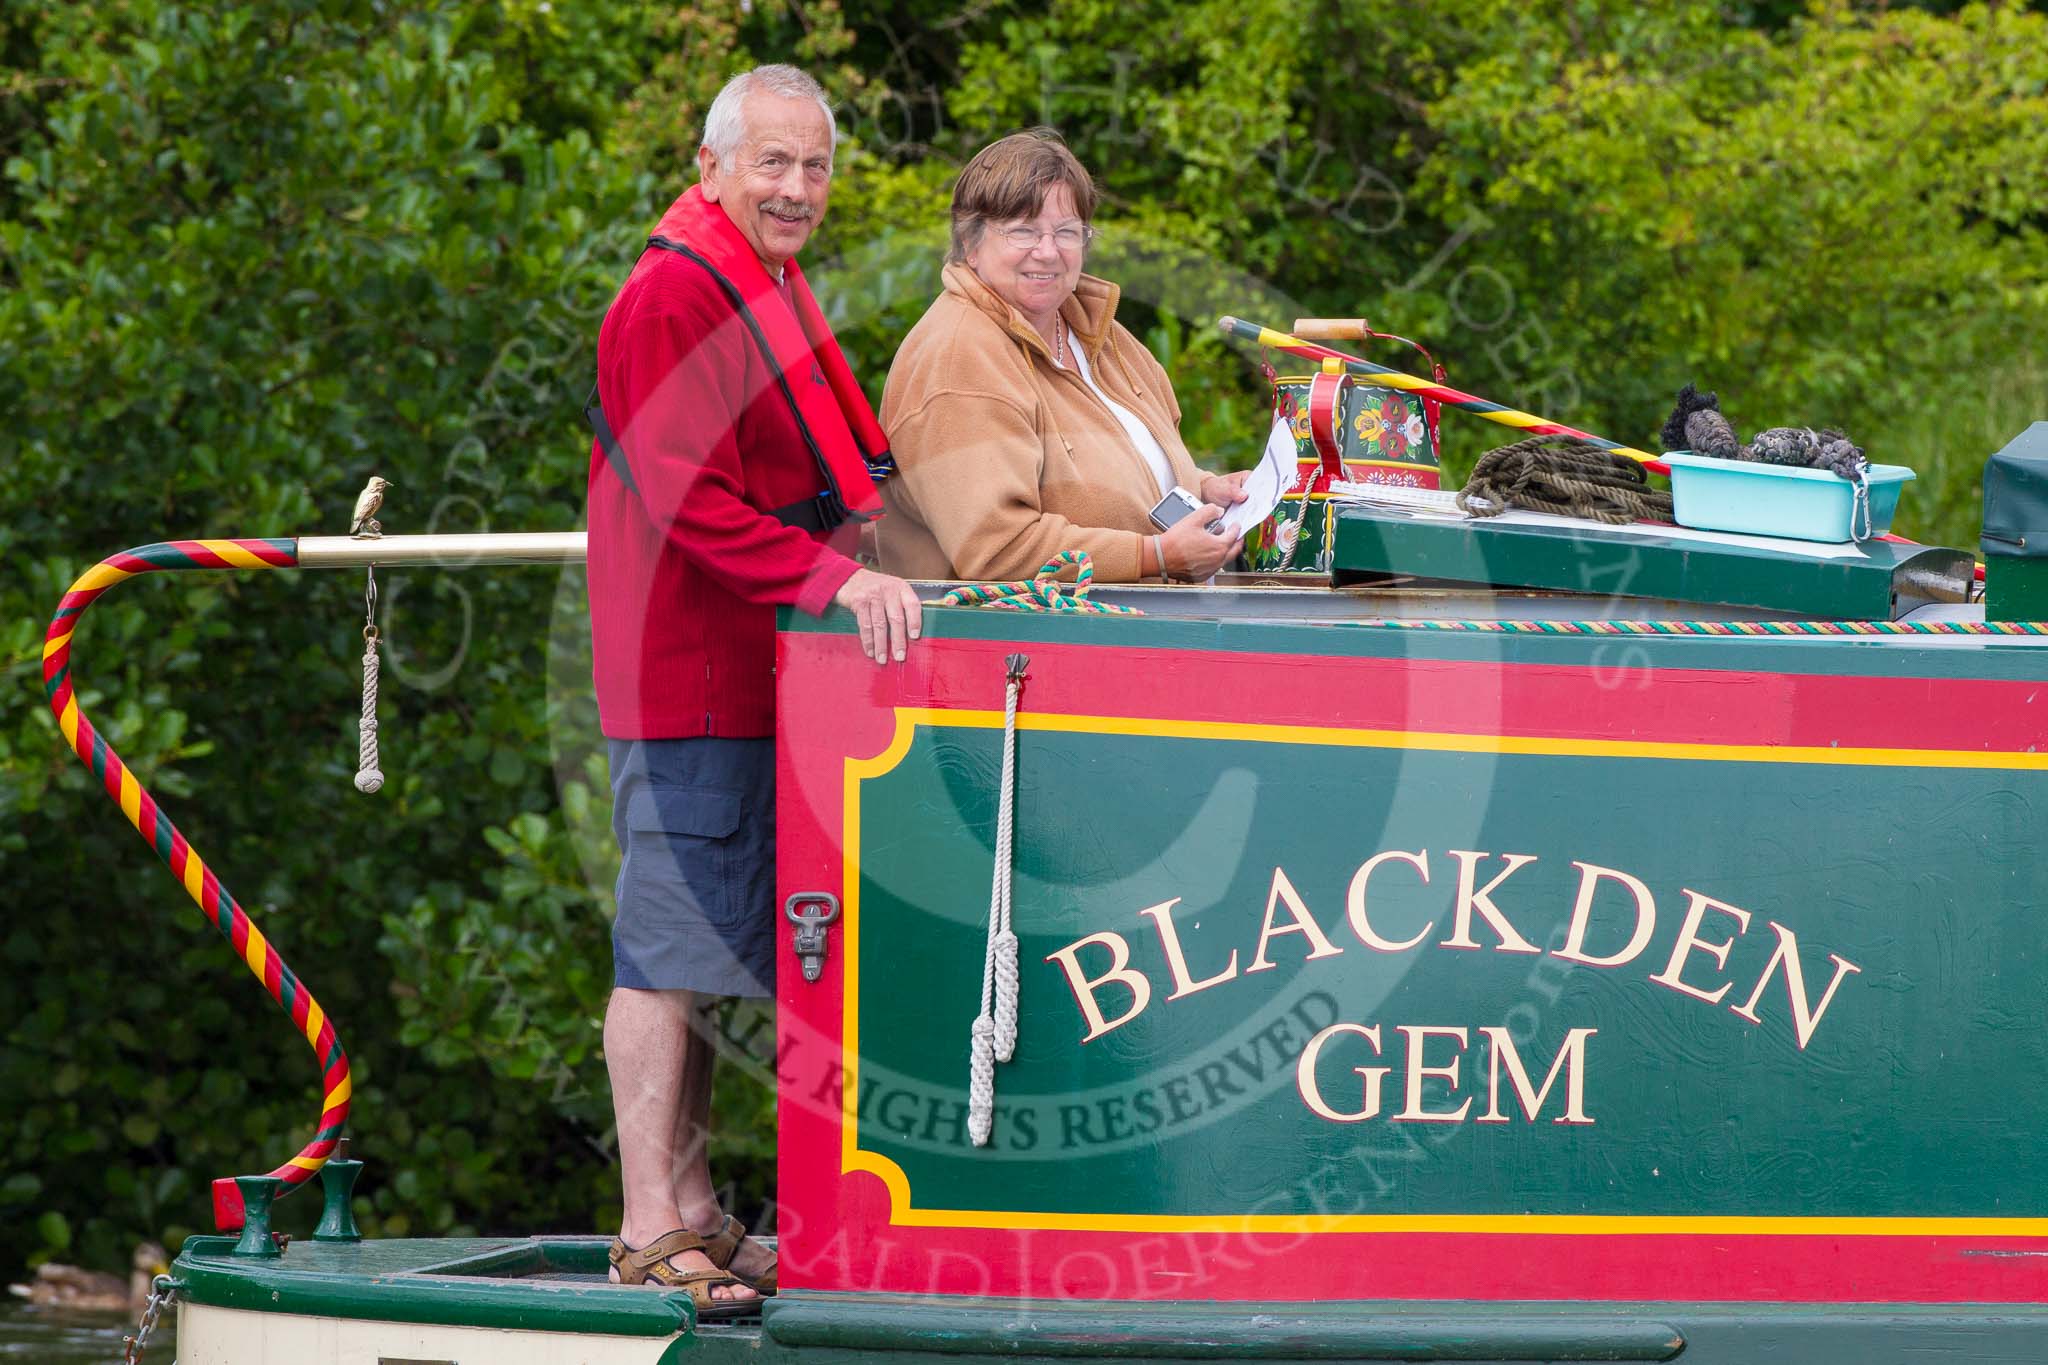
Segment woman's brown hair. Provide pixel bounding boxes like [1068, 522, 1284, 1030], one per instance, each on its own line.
[948, 128, 1099, 264]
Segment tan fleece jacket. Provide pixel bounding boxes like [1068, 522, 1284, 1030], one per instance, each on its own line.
[877, 264, 1206, 583]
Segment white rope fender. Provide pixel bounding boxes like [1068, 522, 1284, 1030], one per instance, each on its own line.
[355, 626, 383, 794]
[354, 563, 384, 794]
[968, 652, 1028, 1147]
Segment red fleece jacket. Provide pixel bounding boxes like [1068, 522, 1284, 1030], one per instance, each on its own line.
[588, 201, 861, 739]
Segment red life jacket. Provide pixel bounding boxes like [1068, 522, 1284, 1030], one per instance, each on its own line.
[586, 186, 890, 532]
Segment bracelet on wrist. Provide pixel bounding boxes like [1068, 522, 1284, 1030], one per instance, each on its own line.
[1154, 533, 1173, 584]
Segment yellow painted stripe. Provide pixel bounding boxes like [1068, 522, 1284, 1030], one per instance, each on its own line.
[826, 1192, 2048, 1237]
[1356, 371, 1434, 395]
[305, 1001, 326, 1046]
[42, 630, 73, 661]
[71, 562, 135, 593]
[326, 1072, 352, 1107]
[838, 712, 924, 1173]
[1327, 458, 1441, 475]
[181, 853, 206, 903]
[117, 767, 142, 826]
[208, 541, 272, 569]
[58, 697, 79, 746]
[287, 1154, 325, 1172]
[242, 923, 270, 978]
[890, 707, 2048, 773]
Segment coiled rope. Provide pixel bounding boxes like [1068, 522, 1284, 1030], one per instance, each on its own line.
[936, 550, 1143, 614]
[968, 652, 1028, 1147]
[42, 539, 350, 1230]
[1459, 435, 1674, 525]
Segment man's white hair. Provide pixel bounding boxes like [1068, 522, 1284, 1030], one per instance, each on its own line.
[700, 64, 837, 166]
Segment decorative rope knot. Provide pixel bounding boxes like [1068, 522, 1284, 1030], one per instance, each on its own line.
[967, 652, 1028, 1146]
[354, 626, 383, 794]
[354, 565, 385, 794]
[967, 1012, 997, 1148]
[935, 551, 1143, 614]
[1459, 435, 1674, 526]
[991, 928, 1020, 1063]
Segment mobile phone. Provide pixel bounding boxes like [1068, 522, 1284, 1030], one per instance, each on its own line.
[1148, 486, 1203, 532]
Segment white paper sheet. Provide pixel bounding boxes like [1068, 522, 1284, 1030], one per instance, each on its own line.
[1218, 417, 1298, 538]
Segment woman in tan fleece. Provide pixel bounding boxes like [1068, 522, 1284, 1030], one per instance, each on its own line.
[877, 130, 1247, 584]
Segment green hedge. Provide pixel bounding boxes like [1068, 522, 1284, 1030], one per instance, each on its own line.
[3, 0, 2043, 1278]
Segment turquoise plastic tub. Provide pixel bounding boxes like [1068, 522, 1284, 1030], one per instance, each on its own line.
[1663, 453, 1914, 543]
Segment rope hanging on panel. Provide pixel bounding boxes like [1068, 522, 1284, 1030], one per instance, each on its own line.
[968, 652, 1028, 1147]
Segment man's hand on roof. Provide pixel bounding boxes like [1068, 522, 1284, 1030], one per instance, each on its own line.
[835, 568, 923, 664]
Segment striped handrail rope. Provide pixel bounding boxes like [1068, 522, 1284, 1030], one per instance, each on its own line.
[1367, 618, 2048, 636]
[934, 550, 1144, 614]
[41, 539, 349, 1231]
[1219, 316, 1666, 470]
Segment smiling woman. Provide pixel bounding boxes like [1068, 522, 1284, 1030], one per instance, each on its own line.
[876, 130, 1251, 586]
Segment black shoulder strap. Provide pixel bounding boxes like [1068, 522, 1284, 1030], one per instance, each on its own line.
[585, 379, 636, 496]
[584, 236, 853, 534]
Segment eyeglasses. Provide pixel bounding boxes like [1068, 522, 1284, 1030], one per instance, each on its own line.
[994, 223, 1095, 251]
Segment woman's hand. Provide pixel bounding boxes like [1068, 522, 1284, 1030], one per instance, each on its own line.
[1199, 470, 1251, 508]
[1160, 504, 1243, 581]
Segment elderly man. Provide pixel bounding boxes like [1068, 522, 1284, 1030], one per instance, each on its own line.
[585, 64, 921, 1312]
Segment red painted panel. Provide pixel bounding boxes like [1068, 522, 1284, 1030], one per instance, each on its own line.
[774, 628, 2048, 1304]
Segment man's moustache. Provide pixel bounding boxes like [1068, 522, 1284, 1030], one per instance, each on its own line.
[763, 201, 815, 220]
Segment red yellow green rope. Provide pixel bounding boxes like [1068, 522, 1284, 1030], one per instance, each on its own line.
[935, 550, 1144, 614]
[1219, 316, 1666, 470]
[41, 539, 349, 1232]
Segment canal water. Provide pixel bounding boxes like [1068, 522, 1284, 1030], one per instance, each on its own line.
[0, 1301, 133, 1362]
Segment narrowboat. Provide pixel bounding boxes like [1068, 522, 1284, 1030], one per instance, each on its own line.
[42, 413, 2048, 1364]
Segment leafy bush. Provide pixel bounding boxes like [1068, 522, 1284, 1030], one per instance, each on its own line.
[3, 0, 2042, 1279]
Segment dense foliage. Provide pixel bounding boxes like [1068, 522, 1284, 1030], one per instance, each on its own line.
[2, 0, 2042, 1278]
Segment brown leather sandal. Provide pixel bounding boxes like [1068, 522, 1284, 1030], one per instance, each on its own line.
[607, 1229, 760, 1318]
[701, 1214, 778, 1295]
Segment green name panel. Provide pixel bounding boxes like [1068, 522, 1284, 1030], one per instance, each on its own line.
[850, 720, 2047, 1222]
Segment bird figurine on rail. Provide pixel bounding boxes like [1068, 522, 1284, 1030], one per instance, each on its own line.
[349, 476, 394, 538]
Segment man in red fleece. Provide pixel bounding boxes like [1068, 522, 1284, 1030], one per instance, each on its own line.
[586, 64, 920, 1311]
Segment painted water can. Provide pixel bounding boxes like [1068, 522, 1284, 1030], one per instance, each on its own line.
[1245, 347, 1443, 573]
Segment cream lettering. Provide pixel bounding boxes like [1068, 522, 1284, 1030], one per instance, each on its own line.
[1441, 851, 1541, 953]
[1729, 920, 1862, 1048]
[1294, 1022, 1389, 1121]
[1649, 889, 1752, 1004]
[1478, 1026, 1596, 1124]
[1346, 849, 1434, 951]
[1555, 862, 1657, 968]
[1045, 931, 1152, 1042]
[1394, 1025, 1472, 1122]
[1046, 850, 1860, 1064]
[1138, 898, 1240, 1000]
[1246, 867, 1345, 973]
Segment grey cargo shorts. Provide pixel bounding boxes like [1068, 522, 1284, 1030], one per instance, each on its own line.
[606, 736, 775, 997]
